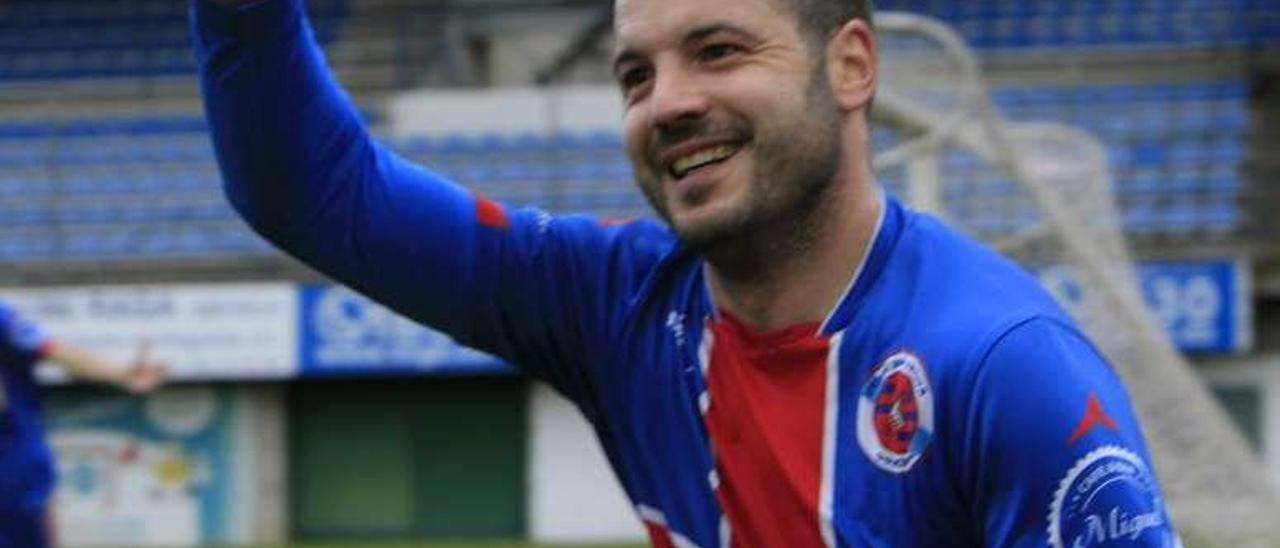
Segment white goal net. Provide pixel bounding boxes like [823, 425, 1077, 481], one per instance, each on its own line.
[872, 12, 1280, 547]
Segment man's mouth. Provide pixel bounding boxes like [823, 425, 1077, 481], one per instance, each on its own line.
[667, 144, 742, 179]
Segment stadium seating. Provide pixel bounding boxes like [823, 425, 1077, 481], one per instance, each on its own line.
[0, 75, 1251, 262]
[0, 0, 348, 81]
[0, 0, 1260, 264]
[940, 79, 1250, 239]
[874, 0, 1279, 49]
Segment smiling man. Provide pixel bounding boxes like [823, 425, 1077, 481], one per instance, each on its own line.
[193, 0, 1178, 545]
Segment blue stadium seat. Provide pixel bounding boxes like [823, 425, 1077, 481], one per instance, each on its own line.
[0, 231, 55, 262]
[0, 0, 347, 81]
[1201, 200, 1242, 233]
[1122, 201, 1160, 235]
[1160, 200, 1200, 235]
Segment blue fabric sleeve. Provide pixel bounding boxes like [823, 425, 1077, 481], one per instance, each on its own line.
[190, 0, 673, 405]
[962, 317, 1178, 547]
[0, 303, 50, 364]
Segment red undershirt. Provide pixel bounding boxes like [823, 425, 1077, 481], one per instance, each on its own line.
[702, 312, 832, 547]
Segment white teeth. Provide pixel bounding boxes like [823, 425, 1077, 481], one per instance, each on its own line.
[670, 145, 739, 178]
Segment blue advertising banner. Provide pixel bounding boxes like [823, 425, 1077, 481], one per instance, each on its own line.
[301, 258, 1249, 377]
[298, 284, 510, 376]
[1039, 259, 1250, 354]
[1137, 260, 1251, 354]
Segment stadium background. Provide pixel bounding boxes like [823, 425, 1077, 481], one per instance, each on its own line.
[0, 0, 1277, 545]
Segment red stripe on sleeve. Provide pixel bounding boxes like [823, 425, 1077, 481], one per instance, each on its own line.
[474, 193, 509, 229]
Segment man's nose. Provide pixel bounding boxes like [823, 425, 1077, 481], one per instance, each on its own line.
[647, 66, 710, 133]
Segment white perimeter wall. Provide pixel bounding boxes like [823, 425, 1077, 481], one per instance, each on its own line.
[386, 85, 623, 137]
[228, 384, 288, 545]
[527, 383, 645, 543]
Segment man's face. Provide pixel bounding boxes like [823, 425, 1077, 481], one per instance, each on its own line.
[613, 0, 844, 249]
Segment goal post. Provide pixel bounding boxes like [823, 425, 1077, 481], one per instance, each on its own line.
[871, 11, 1280, 546]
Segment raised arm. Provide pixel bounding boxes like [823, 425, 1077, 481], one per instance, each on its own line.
[193, 0, 504, 337]
[191, 0, 674, 401]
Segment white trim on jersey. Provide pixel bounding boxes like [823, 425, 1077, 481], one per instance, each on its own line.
[818, 189, 888, 335]
[698, 325, 714, 378]
[818, 331, 844, 548]
[696, 324, 730, 548]
[638, 503, 666, 524]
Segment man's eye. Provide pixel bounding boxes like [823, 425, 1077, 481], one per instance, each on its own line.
[699, 43, 743, 62]
[618, 67, 652, 91]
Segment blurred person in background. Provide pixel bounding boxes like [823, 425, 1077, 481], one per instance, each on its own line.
[193, 0, 1178, 545]
[0, 299, 167, 548]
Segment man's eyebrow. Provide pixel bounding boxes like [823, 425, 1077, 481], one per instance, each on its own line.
[682, 22, 760, 47]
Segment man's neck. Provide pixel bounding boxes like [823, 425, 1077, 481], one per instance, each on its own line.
[705, 177, 882, 333]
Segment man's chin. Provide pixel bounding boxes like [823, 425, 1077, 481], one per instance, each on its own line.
[670, 212, 747, 251]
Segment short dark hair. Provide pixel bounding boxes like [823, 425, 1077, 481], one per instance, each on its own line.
[781, 0, 874, 49]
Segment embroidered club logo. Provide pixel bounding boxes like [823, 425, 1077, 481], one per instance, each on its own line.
[1048, 445, 1175, 548]
[857, 351, 934, 473]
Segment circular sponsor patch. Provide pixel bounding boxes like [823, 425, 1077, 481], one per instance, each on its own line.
[1048, 445, 1175, 548]
[857, 351, 933, 473]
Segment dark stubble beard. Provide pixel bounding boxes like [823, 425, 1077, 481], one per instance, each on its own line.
[649, 64, 845, 265]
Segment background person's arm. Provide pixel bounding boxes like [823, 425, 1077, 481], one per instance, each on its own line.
[43, 341, 167, 393]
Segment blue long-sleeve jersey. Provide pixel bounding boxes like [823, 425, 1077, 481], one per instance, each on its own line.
[0, 301, 55, 516]
[193, 1, 1179, 545]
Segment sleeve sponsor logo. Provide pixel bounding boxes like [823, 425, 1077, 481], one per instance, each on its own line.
[856, 351, 934, 473]
[1067, 392, 1118, 445]
[1048, 445, 1178, 548]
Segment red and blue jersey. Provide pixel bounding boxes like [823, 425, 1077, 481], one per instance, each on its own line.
[0, 301, 56, 515]
[195, 0, 1179, 545]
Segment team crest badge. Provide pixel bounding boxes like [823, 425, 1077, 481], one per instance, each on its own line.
[857, 351, 934, 473]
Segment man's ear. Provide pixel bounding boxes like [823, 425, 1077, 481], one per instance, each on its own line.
[826, 19, 877, 112]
